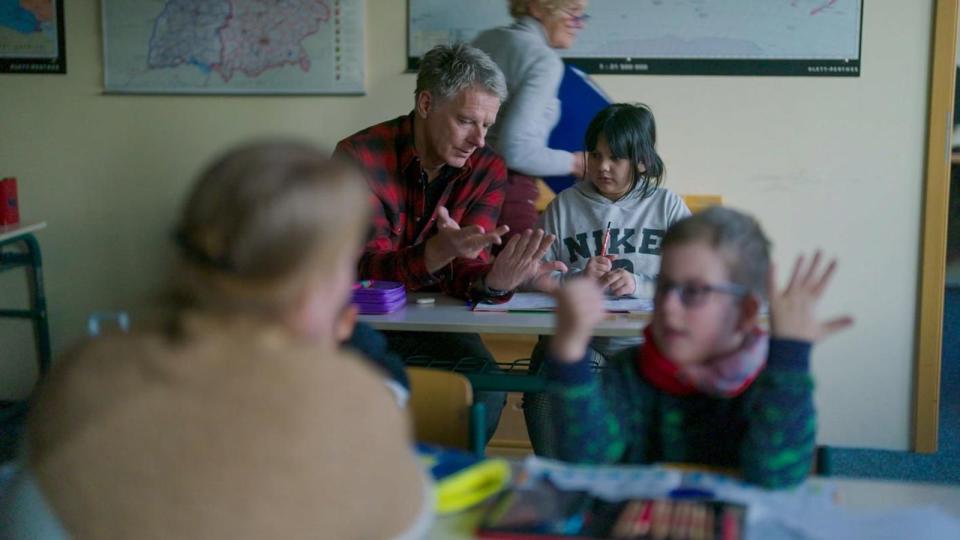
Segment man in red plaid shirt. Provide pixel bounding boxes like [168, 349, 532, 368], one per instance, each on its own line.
[336, 44, 567, 441]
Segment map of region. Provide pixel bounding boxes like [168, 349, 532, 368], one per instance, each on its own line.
[0, 0, 58, 58]
[409, 0, 862, 75]
[104, 0, 364, 94]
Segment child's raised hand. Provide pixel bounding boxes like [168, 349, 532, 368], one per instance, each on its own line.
[549, 279, 606, 363]
[599, 268, 636, 297]
[584, 255, 614, 281]
[768, 251, 854, 343]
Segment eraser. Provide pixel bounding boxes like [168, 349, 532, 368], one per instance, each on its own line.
[416, 297, 436, 306]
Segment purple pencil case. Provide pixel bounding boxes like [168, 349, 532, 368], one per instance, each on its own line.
[352, 280, 407, 314]
[353, 297, 408, 315]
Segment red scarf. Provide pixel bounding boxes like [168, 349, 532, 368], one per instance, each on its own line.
[636, 326, 768, 398]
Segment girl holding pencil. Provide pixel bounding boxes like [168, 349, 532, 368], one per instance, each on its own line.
[539, 103, 689, 310]
[526, 103, 689, 456]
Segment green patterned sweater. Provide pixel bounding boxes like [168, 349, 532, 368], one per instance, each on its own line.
[545, 339, 815, 489]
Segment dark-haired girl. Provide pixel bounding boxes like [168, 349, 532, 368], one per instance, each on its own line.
[526, 103, 690, 455]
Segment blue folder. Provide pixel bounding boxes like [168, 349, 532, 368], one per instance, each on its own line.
[543, 65, 612, 194]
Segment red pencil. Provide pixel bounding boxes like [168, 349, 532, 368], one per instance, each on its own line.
[601, 221, 612, 257]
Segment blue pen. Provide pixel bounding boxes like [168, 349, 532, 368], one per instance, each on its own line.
[668, 487, 715, 500]
[557, 492, 592, 534]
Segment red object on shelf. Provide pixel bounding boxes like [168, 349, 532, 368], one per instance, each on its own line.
[0, 177, 19, 225]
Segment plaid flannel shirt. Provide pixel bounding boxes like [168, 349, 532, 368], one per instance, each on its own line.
[335, 113, 510, 302]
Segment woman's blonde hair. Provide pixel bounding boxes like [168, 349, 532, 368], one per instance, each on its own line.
[171, 139, 369, 317]
[508, 0, 585, 19]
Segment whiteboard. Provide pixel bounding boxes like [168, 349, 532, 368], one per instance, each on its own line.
[409, 0, 863, 76]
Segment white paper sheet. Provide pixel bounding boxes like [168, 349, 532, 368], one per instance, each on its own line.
[474, 292, 653, 313]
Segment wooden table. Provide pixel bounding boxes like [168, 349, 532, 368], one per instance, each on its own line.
[358, 292, 648, 337]
[358, 293, 648, 394]
[0, 222, 45, 245]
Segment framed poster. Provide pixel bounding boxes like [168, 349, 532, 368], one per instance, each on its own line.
[409, 0, 863, 76]
[0, 0, 66, 74]
[102, 0, 365, 94]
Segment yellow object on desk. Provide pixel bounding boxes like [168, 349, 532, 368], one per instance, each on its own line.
[418, 445, 512, 515]
[434, 458, 512, 514]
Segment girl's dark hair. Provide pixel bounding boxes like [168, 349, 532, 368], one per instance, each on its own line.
[584, 103, 665, 198]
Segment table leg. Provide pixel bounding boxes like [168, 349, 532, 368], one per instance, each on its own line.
[0, 234, 51, 377]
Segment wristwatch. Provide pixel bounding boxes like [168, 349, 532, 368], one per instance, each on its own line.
[479, 277, 511, 297]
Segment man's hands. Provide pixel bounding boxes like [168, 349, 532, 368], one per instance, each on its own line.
[424, 206, 509, 274]
[423, 210, 565, 294]
[485, 229, 567, 292]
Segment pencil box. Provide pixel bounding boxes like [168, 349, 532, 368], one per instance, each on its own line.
[352, 280, 406, 314]
[477, 478, 747, 540]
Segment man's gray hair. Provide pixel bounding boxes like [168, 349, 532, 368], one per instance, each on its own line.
[415, 43, 508, 103]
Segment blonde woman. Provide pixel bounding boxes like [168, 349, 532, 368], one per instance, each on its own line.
[474, 0, 589, 240]
[1, 141, 432, 540]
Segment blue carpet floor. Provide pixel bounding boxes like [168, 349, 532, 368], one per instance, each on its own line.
[826, 287, 960, 484]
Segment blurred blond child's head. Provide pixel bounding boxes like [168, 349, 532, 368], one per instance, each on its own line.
[652, 207, 770, 365]
[172, 139, 368, 340]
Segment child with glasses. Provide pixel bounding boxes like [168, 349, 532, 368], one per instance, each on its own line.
[543, 207, 853, 488]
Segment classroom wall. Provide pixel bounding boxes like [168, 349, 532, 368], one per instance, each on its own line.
[0, 0, 936, 450]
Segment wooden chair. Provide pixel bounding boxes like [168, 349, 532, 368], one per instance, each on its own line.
[533, 179, 558, 212]
[681, 194, 723, 213]
[407, 367, 486, 455]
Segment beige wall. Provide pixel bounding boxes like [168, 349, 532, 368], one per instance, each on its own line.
[0, 0, 935, 450]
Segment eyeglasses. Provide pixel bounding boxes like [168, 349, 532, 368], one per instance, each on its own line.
[654, 278, 747, 308]
[561, 9, 590, 27]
